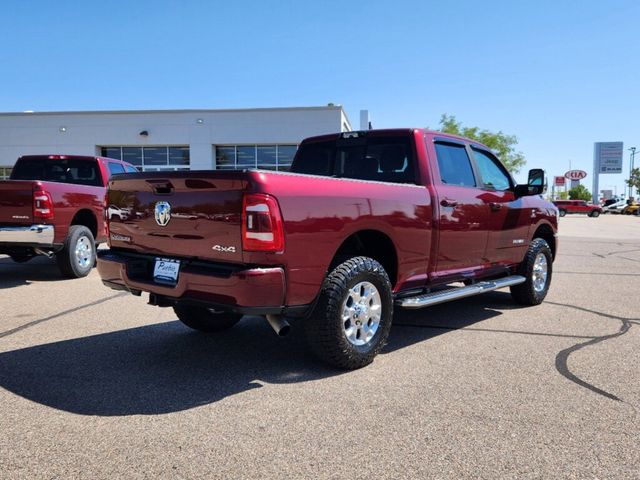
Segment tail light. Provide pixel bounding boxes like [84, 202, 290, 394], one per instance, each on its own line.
[242, 193, 285, 252]
[33, 188, 54, 220]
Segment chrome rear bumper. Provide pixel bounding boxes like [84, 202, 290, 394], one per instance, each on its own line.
[0, 225, 55, 245]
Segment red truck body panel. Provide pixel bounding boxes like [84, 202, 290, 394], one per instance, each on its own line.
[98, 129, 558, 313]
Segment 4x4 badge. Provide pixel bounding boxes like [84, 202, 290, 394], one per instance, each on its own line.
[155, 201, 171, 227]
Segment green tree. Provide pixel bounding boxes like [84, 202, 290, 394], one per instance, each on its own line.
[626, 167, 640, 194]
[568, 184, 592, 201]
[437, 114, 526, 173]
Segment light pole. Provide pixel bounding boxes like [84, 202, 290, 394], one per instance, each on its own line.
[630, 147, 636, 199]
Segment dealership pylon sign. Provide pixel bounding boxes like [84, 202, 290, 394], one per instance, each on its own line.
[592, 142, 623, 203]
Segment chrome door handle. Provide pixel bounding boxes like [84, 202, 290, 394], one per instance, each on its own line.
[440, 199, 458, 208]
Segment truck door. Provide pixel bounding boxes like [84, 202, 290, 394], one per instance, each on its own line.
[470, 147, 529, 265]
[431, 140, 490, 277]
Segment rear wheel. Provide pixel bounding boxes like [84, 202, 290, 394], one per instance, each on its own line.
[558, 209, 566, 217]
[304, 256, 393, 370]
[56, 225, 95, 278]
[510, 238, 553, 305]
[173, 305, 242, 332]
[589, 210, 600, 217]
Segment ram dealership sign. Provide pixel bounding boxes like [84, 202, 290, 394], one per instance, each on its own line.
[565, 170, 587, 180]
[594, 142, 623, 174]
[592, 141, 624, 204]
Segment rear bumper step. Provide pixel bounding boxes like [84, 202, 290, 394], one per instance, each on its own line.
[397, 275, 526, 309]
[0, 224, 55, 246]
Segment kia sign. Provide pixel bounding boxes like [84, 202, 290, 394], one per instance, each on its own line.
[594, 142, 623, 174]
[554, 176, 566, 187]
[564, 170, 587, 180]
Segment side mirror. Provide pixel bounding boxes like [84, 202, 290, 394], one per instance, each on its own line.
[515, 168, 547, 197]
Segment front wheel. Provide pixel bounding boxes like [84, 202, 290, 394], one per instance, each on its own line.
[589, 210, 600, 217]
[304, 256, 393, 370]
[510, 238, 553, 305]
[56, 225, 96, 278]
[173, 305, 242, 332]
[558, 209, 566, 217]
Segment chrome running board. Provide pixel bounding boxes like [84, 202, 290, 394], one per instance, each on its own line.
[397, 275, 526, 309]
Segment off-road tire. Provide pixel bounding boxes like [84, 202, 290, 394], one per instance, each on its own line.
[304, 256, 393, 370]
[174, 305, 242, 332]
[589, 210, 600, 217]
[558, 209, 566, 217]
[510, 238, 553, 306]
[56, 225, 95, 278]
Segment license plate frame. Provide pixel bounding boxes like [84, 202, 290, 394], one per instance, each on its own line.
[153, 258, 181, 285]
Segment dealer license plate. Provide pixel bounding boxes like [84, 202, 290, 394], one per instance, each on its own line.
[153, 258, 180, 285]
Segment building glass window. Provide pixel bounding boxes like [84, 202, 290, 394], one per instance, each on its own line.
[100, 146, 190, 171]
[142, 147, 168, 166]
[277, 145, 297, 171]
[215, 146, 236, 170]
[102, 147, 122, 160]
[122, 147, 143, 166]
[257, 146, 277, 170]
[169, 147, 190, 165]
[0, 167, 13, 180]
[236, 146, 256, 168]
[214, 144, 297, 171]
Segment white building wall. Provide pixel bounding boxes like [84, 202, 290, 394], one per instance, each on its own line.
[0, 106, 351, 170]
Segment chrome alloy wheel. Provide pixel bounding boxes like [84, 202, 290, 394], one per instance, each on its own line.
[75, 235, 93, 269]
[341, 281, 382, 346]
[532, 252, 548, 293]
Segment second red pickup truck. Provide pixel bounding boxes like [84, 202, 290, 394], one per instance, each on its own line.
[98, 129, 558, 368]
[0, 155, 137, 277]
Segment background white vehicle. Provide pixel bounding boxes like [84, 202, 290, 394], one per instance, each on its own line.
[602, 199, 627, 214]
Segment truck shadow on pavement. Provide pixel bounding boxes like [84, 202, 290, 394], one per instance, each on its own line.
[0, 256, 66, 288]
[0, 293, 516, 417]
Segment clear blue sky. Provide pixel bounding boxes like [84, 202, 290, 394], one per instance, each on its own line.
[1, 0, 638, 193]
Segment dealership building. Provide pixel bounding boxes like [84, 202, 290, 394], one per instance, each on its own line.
[0, 105, 353, 179]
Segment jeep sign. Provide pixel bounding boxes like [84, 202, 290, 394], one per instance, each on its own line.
[565, 170, 587, 180]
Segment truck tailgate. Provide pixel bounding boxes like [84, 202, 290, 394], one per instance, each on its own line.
[0, 181, 34, 225]
[107, 172, 248, 263]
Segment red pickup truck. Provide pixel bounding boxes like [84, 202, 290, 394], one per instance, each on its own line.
[98, 129, 558, 368]
[0, 155, 137, 277]
[552, 200, 602, 217]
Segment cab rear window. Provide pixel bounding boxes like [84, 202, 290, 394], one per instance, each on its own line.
[11, 158, 102, 186]
[291, 135, 416, 184]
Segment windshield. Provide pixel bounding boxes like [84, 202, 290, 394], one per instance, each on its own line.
[10, 158, 103, 187]
[291, 135, 416, 184]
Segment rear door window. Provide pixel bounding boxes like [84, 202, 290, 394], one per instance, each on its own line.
[108, 162, 126, 178]
[434, 143, 476, 187]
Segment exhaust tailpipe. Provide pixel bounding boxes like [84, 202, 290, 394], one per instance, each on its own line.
[34, 248, 54, 258]
[266, 314, 290, 337]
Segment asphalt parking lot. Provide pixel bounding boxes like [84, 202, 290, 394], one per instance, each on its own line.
[1, 215, 639, 479]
